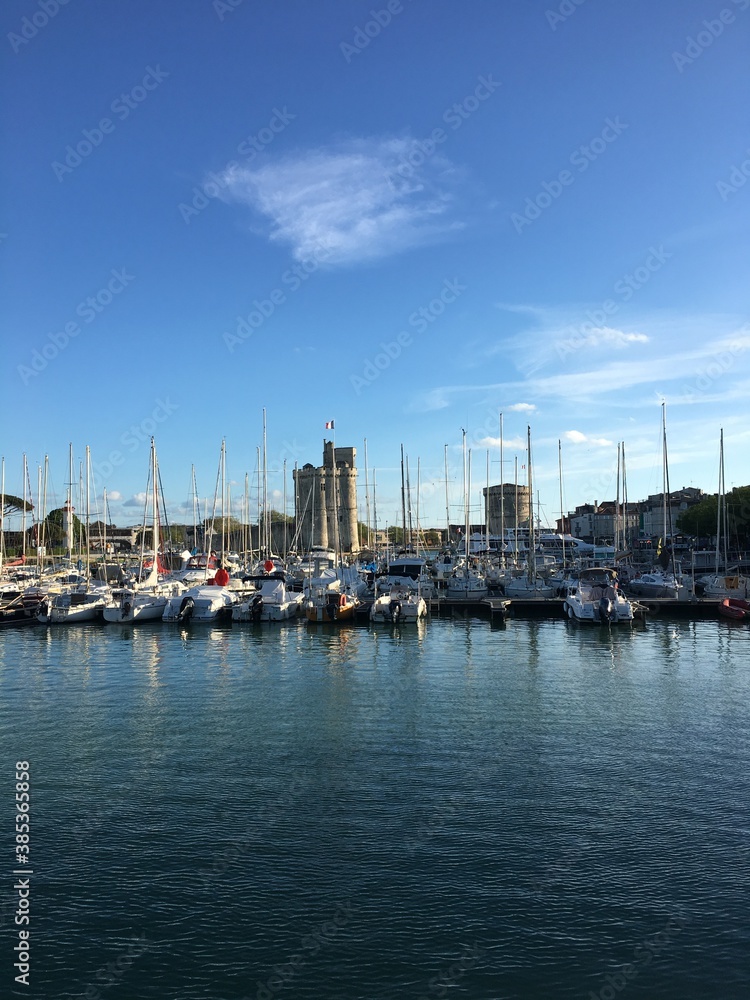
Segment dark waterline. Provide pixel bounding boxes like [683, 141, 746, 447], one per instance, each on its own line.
[2, 617, 749, 999]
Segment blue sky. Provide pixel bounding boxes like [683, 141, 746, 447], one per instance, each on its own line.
[2, 0, 749, 533]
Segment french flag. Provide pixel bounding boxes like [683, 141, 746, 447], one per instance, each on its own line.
[325, 420, 335, 429]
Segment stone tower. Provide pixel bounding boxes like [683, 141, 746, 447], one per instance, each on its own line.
[293, 441, 359, 554]
[482, 483, 531, 534]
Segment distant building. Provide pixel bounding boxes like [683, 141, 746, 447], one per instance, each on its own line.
[293, 441, 359, 553]
[561, 487, 705, 543]
[639, 487, 704, 537]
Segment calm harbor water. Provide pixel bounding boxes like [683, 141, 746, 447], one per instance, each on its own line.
[2, 615, 749, 999]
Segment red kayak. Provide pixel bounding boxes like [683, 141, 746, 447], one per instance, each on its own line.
[719, 598, 750, 621]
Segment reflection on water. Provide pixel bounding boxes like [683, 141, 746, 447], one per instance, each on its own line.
[1, 616, 749, 1000]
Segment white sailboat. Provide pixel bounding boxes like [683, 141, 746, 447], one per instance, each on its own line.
[627, 405, 684, 601]
[446, 432, 489, 600]
[103, 439, 185, 623]
[504, 427, 554, 599]
[38, 446, 110, 624]
[698, 429, 749, 599]
[163, 441, 238, 623]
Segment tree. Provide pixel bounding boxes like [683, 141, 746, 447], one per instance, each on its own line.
[676, 486, 750, 545]
[2, 493, 33, 518]
[676, 495, 718, 539]
[42, 507, 83, 547]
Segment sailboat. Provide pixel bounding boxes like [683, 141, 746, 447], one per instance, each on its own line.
[38, 446, 110, 624]
[693, 430, 748, 599]
[446, 432, 489, 600]
[103, 440, 185, 623]
[504, 427, 554, 598]
[627, 405, 685, 600]
[163, 441, 239, 623]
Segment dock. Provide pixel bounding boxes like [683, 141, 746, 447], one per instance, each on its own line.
[427, 595, 725, 620]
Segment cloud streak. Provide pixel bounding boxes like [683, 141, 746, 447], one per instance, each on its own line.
[218, 136, 464, 265]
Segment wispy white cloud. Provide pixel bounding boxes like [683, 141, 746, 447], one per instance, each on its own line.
[218, 136, 464, 265]
[506, 402, 536, 412]
[409, 323, 750, 412]
[107, 490, 122, 501]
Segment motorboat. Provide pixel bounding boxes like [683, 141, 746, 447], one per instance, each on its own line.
[304, 580, 359, 623]
[370, 581, 427, 623]
[232, 573, 303, 622]
[162, 584, 238, 623]
[563, 567, 634, 624]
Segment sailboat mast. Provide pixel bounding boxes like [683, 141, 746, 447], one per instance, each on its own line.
[466, 438, 471, 557]
[405, 453, 414, 548]
[363, 438, 371, 551]
[461, 430, 467, 556]
[85, 445, 91, 577]
[153, 439, 159, 568]
[221, 438, 227, 563]
[0, 457, 4, 571]
[558, 439, 566, 571]
[514, 455, 519, 564]
[615, 442, 621, 553]
[485, 449, 490, 555]
[415, 457, 421, 556]
[661, 402, 668, 544]
[527, 426, 535, 582]
[499, 411, 504, 565]
[444, 444, 450, 547]
[283, 458, 288, 558]
[622, 442, 629, 551]
[262, 410, 268, 556]
[716, 428, 727, 573]
[400, 443, 407, 549]
[22, 454, 28, 563]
